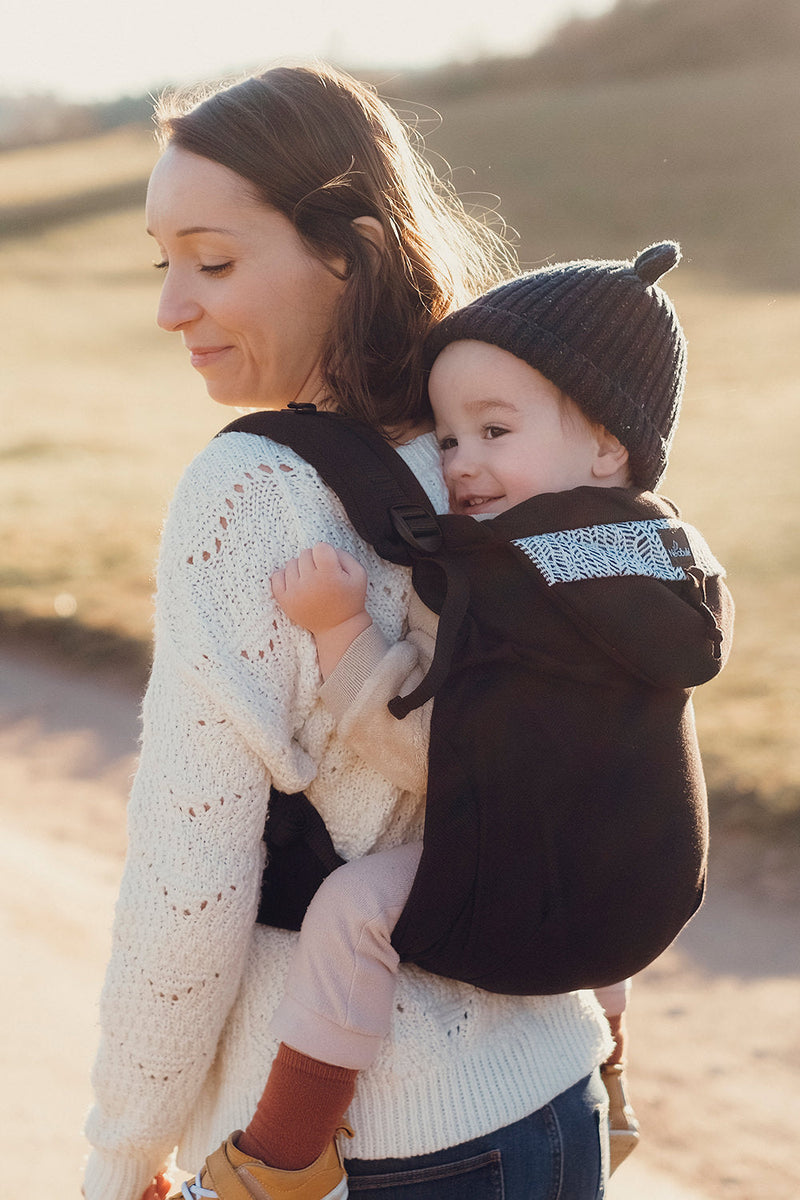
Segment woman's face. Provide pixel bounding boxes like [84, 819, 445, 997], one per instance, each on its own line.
[145, 146, 346, 410]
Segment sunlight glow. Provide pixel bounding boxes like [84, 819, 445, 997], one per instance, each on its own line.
[4, 0, 615, 101]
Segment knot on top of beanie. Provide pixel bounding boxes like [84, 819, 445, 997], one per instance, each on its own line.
[634, 241, 681, 286]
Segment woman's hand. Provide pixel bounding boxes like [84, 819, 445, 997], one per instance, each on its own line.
[139, 1174, 171, 1200]
[271, 543, 372, 678]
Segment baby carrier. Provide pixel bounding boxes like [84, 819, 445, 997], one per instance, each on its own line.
[219, 403, 733, 995]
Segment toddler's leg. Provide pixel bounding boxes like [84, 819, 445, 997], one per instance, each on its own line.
[237, 841, 421, 1173]
[272, 840, 422, 1069]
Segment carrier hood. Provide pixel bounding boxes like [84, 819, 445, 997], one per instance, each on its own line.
[495, 487, 734, 690]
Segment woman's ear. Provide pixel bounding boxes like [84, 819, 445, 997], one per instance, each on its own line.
[351, 216, 385, 254]
[592, 428, 630, 483]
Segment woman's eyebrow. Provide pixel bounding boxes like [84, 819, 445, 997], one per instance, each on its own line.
[176, 225, 238, 238]
[144, 225, 238, 238]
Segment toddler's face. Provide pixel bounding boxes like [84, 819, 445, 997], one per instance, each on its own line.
[429, 341, 605, 516]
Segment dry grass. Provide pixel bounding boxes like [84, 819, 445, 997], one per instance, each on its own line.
[0, 124, 157, 207]
[0, 202, 222, 643]
[417, 61, 800, 290]
[656, 277, 800, 825]
[1, 98, 798, 832]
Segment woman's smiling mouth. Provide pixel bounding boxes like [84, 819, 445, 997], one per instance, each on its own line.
[188, 346, 232, 369]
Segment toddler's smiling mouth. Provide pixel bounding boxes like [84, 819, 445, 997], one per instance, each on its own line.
[455, 494, 504, 514]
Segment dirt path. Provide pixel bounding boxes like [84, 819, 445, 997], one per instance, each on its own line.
[1, 646, 798, 1199]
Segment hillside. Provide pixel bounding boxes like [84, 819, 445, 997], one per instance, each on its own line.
[3, 56, 798, 290]
[3, 0, 799, 288]
[3, 0, 798, 149]
[416, 59, 798, 290]
[398, 0, 800, 96]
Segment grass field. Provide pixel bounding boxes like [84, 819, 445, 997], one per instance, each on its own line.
[399, 60, 800, 290]
[1, 61, 798, 835]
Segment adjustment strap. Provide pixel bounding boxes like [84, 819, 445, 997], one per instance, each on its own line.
[388, 559, 470, 718]
[265, 790, 345, 874]
[391, 504, 443, 554]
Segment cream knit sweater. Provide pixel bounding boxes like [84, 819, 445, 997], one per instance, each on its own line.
[84, 429, 612, 1200]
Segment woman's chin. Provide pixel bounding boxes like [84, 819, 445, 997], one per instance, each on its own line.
[207, 387, 258, 410]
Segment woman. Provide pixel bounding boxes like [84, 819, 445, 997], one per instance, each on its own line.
[84, 64, 613, 1200]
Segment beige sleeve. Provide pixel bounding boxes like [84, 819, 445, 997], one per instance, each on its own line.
[319, 593, 437, 795]
[594, 979, 631, 1017]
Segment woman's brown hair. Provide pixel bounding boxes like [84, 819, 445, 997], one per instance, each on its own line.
[155, 63, 516, 430]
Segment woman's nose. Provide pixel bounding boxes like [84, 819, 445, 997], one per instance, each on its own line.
[156, 271, 202, 332]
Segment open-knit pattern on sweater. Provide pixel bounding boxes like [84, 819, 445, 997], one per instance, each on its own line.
[83, 429, 611, 1200]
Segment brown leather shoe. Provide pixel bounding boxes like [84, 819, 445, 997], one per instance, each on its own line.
[171, 1126, 353, 1200]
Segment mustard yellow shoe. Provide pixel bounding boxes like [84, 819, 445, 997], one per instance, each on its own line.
[172, 1126, 352, 1200]
[601, 1063, 640, 1174]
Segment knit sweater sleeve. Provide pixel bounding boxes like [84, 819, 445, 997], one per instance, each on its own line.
[84, 436, 328, 1200]
[318, 592, 437, 795]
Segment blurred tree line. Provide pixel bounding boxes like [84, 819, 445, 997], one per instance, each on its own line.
[0, 92, 153, 150]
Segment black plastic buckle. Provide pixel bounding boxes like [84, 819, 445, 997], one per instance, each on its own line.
[287, 402, 318, 414]
[390, 504, 442, 553]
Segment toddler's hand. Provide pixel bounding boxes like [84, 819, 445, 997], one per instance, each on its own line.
[139, 1174, 171, 1200]
[271, 543, 368, 637]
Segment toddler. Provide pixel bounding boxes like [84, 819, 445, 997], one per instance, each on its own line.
[182, 242, 732, 1200]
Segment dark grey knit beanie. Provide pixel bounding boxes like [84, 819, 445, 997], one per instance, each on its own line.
[426, 241, 686, 490]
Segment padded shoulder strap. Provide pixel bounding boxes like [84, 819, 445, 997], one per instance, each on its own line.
[217, 405, 441, 566]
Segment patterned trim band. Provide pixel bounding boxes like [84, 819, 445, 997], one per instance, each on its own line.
[512, 519, 725, 587]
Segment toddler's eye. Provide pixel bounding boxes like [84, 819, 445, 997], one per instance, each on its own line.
[438, 436, 457, 452]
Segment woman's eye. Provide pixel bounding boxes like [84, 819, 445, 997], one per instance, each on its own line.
[485, 425, 509, 439]
[151, 259, 233, 275]
[200, 261, 234, 276]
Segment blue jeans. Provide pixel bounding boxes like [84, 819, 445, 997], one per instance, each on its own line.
[345, 1070, 608, 1199]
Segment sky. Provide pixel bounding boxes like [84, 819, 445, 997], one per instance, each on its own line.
[4, 0, 616, 103]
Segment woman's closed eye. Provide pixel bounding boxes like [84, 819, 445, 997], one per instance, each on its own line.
[484, 424, 509, 439]
[151, 260, 234, 276]
[200, 261, 235, 276]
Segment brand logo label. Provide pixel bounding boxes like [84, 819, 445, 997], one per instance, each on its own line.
[657, 526, 695, 567]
